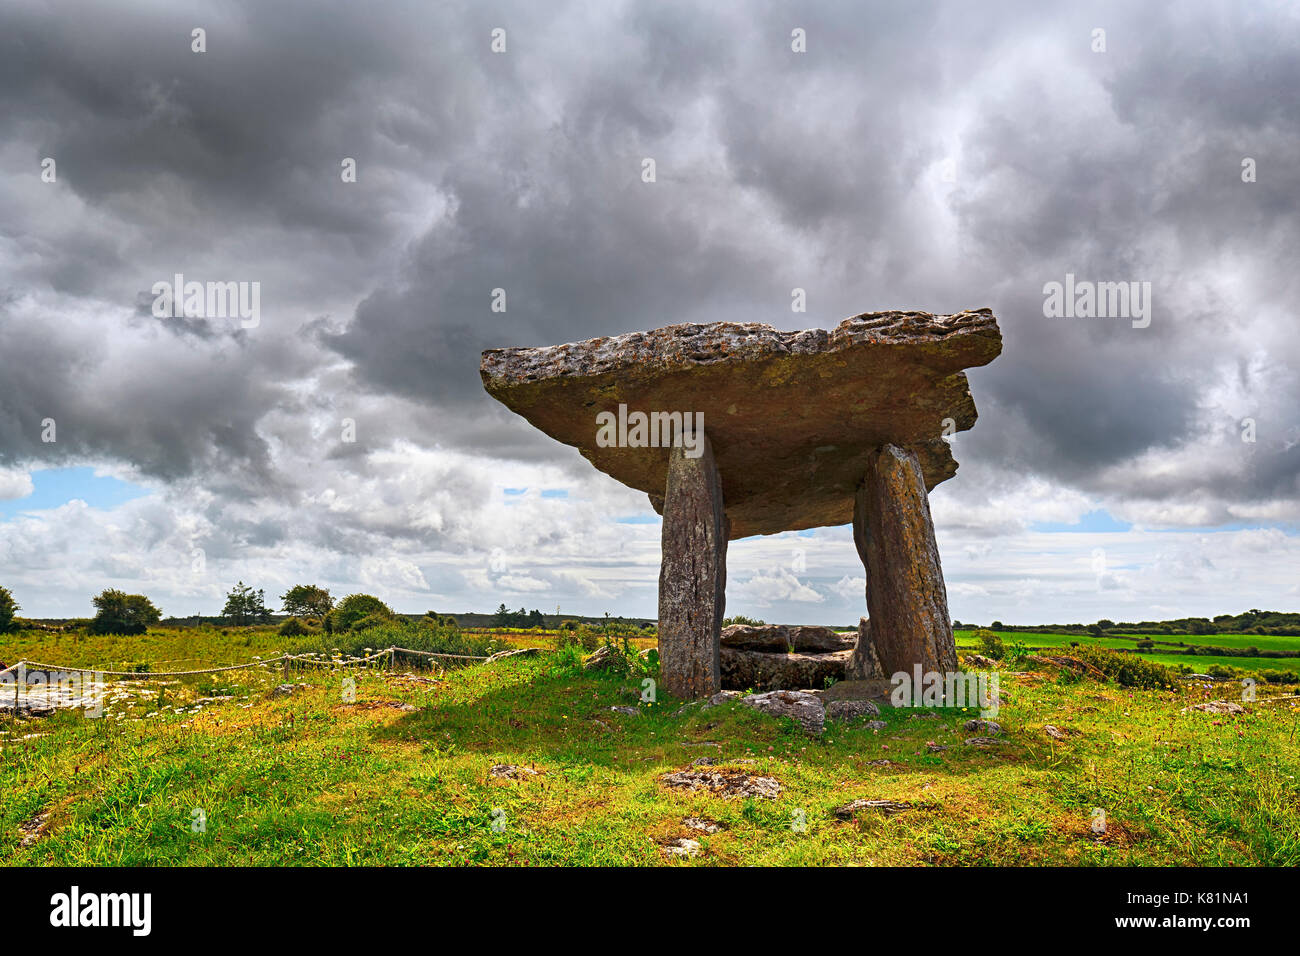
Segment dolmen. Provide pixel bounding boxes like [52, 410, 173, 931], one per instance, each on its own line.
[481, 309, 1002, 699]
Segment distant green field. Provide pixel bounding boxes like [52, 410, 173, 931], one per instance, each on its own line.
[954, 630, 1300, 676]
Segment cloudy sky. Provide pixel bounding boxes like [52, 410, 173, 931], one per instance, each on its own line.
[1, 0, 1297, 624]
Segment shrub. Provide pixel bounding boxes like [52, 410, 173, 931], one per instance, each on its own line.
[1067, 645, 1177, 690]
[278, 617, 311, 637]
[1207, 664, 1237, 680]
[296, 616, 502, 664]
[1136, 640, 1155, 650]
[974, 629, 1005, 660]
[723, 615, 765, 626]
[577, 624, 601, 652]
[328, 594, 396, 633]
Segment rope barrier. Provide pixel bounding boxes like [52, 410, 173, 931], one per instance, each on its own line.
[2, 644, 492, 681]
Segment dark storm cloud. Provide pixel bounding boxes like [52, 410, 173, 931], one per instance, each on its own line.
[0, 0, 1297, 545]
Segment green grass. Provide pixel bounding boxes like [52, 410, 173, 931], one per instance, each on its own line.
[955, 629, 1300, 676]
[3, 627, 1299, 865]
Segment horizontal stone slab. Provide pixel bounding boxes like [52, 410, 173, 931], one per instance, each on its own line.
[481, 310, 1001, 538]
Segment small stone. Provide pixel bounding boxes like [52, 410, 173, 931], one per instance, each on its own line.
[740, 689, 826, 735]
[963, 718, 1002, 735]
[682, 816, 724, 834]
[964, 736, 1006, 747]
[583, 645, 621, 672]
[489, 764, 538, 780]
[269, 684, 301, 699]
[609, 705, 639, 716]
[826, 699, 881, 723]
[863, 720, 887, 731]
[1183, 700, 1246, 714]
[1043, 724, 1068, 740]
[662, 837, 702, 858]
[833, 798, 913, 819]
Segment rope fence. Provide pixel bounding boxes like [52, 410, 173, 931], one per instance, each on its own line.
[0, 644, 494, 685]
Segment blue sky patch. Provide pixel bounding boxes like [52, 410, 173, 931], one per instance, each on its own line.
[0, 467, 150, 521]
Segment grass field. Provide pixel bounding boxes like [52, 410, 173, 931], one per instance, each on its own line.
[4, 625, 1299, 866]
[955, 630, 1300, 677]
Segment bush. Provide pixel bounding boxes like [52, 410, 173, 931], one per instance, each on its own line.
[278, 617, 311, 637]
[295, 616, 503, 664]
[1068, 645, 1177, 690]
[1207, 664, 1237, 680]
[578, 625, 601, 652]
[723, 615, 765, 626]
[1260, 669, 1299, 684]
[974, 629, 1005, 660]
[328, 594, 396, 633]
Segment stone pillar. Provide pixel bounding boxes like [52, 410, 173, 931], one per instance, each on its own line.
[853, 443, 957, 677]
[658, 432, 728, 699]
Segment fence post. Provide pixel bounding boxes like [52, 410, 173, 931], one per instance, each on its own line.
[389, 646, 396, 671]
[282, 654, 289, 682]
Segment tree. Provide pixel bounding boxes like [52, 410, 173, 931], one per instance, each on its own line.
[527, 609, 545, 627]
[0, 586, 19, 633]
[330, 593, 395, 632]
[280, 584, 333, 618]
[90, 589, 161, 635]
[222, 581, 271, 625]
[492, 603, 512, 628]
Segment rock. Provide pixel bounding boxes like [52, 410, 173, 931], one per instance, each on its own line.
[925, 741, 949, 752]
[389, 702, 418, 712]
[963, 654, 998, 669]
[583, 645, 621, 672]
[863, 720, 888, 731]
[720, 647, 851, 692]
[964, 736, 1006, 747]
[660, 768, 781, 799]
[823, 678, 894, 705]
[485, 647, 543, 664]
[963, 718, 1002, 735]
[845, 617, 885, 680]
[788, 626, 856, 652]
[721, 624, 790, 652]
[489, 764, 539, 780]
[1043, 724, 1069, 740]
[740, 689, 826, 735]
[833, 798, 913, 819]
[682, 816, 724, 833]
[269, 683, 301, 699]
[702, 690, 741, 708]
[691, 756, 716, 766]
[658, 435, 727, 698]
[662, 837, 702, 858]
[866, 758, 893, 766]
[854, 444, 958, 676]
[609, 705, 639, 716]
[480, 310, 1002, 539]
[1183, 700, 1247, 714]
[826, 699, 881, 723]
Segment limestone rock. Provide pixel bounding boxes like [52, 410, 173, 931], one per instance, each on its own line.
[822, 678, 894, 705]
[854, 444, 957, 675]
[788, 626, 855, 652]
[963, 718, 1002, 735]
[845, 617, 885, 680]
[583, 645, 621, 672]
[682, 816, 724, 833]
[739, 689, 826, 735]
[720, 624, 790, 652]
[660, 767, 781, 799]
[662, 837, 702, 858]
[720, 647, 850, 691]
[658, 436, 727, 698]
[481, 310, 1002, 539]
[833, 798, 913, 819]
[826, 699, 881, 723]
[1183, 700, 1247, 714]
[489, 764, 538, 780]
